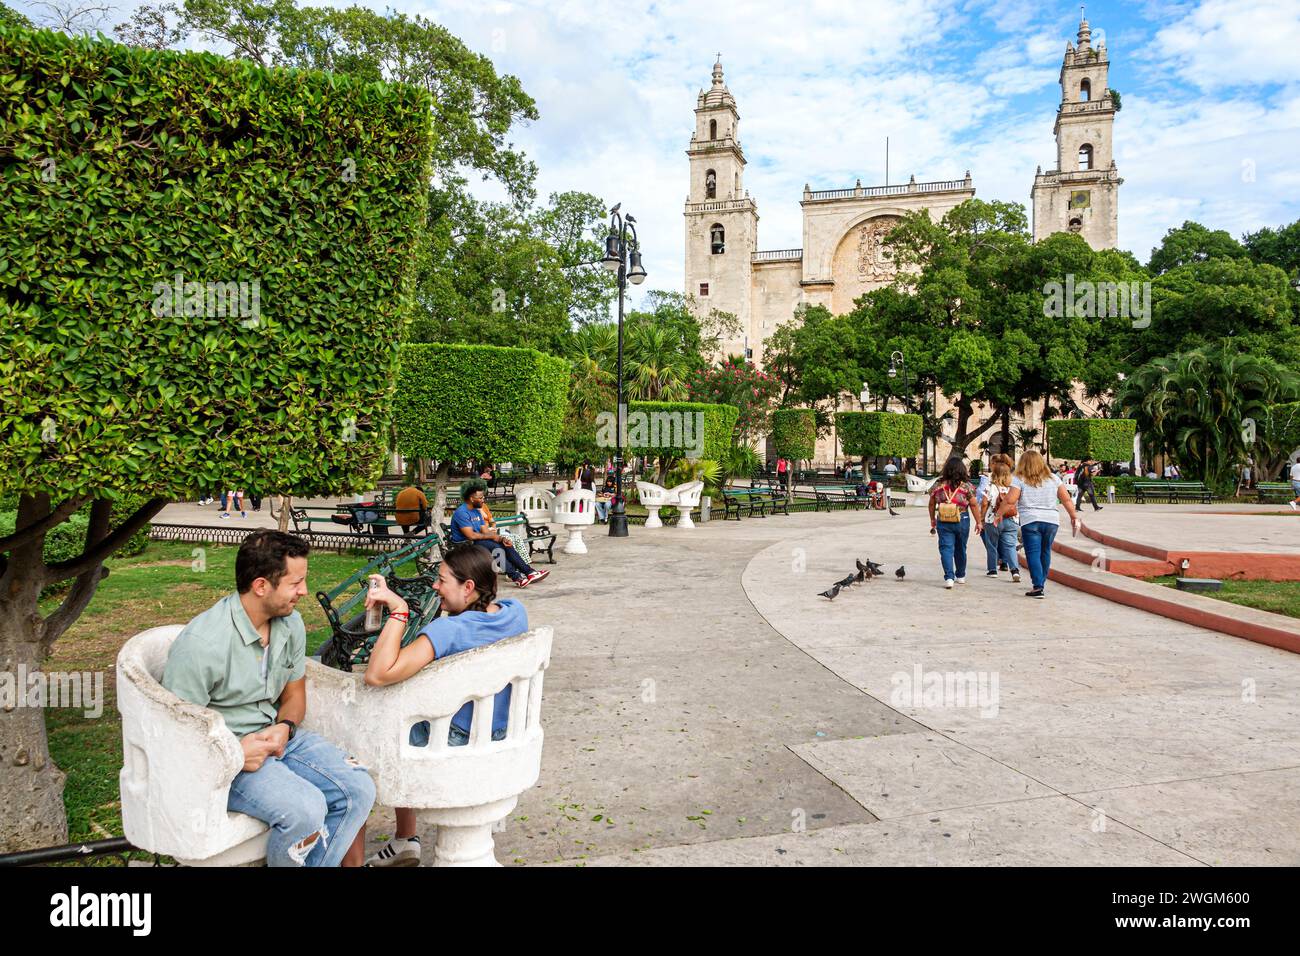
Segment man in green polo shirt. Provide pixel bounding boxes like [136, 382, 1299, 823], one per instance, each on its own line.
[162, 530, 375, 867]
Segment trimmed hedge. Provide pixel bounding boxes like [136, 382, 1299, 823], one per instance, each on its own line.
[771, 408, 816, 462]
[394, 343, 569, 463]
[1047, 419, 1136, 461]
[625, 401, 737, 462]
[836, 412, 922, 458]
[1, 27, 434, 501]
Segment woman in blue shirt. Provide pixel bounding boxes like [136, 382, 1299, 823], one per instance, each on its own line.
[357, 544, 530, 865]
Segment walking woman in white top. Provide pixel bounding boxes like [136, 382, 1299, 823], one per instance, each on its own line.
[993, 449, 1082, 599]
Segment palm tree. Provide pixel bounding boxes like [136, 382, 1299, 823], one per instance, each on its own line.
[626, 324, 690, 402]
[1118, 344, 1300, 492]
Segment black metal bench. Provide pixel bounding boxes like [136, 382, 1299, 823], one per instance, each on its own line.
[315, 533, 444, 672]
[721, 488, 767, 519]
[813, 485, 864, 512]
[1133, 481, 1212, 504]
[492, 512, 556, 564]
[1256, 482, 1293, 503]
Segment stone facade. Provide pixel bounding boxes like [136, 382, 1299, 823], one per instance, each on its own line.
[685, 18, 1120, 468]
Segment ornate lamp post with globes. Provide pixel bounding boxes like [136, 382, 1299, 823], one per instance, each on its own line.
[599, 204, 647, 537]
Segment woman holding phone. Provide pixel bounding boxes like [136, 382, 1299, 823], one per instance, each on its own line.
[994, 449, 1082, 599]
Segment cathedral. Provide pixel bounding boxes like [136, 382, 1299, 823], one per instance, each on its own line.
[684, 17, 1121, 466]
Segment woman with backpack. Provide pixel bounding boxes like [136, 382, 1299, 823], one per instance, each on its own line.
[993, 449, 1082, 599]
[979, 458, 1020, 583]
[927, 457, 977, 589]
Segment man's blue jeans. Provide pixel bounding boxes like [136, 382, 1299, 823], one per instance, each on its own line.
[474, 539, 534, 583]
[226, 730, 376, 867]
[594, 499, 610, 522]
[936, 514, 970, 581]
[981, 519, 1019, 573]
[1020, 521, 1059, 591]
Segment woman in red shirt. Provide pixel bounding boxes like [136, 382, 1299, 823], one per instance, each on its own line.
[927, 457, 979, 589]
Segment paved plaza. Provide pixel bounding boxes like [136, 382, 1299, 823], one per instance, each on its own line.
[314, 502, 1300, 866]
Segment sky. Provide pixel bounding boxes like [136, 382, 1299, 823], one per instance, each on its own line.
[15, 0, 1300, 309]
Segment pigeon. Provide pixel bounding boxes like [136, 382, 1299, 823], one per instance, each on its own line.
[895, 566, 906, 580]
[819, 584, 842, 600]
[858, 558, 885, 577]
[854, 569, 866, 584]
[835, 573, 857, 589]
[887, 501, 899, 516]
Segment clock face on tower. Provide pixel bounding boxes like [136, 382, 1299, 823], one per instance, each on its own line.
[1069, 190, 1091, 209]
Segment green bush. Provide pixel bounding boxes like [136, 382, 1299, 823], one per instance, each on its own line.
[836, 412, 922, 458]
[394, 343, 569, 463]
[1047, 419, 1136, 461]
[771, 409, 816, 462]
[625, 401, 738, 462]
[1, 27, 434, 503]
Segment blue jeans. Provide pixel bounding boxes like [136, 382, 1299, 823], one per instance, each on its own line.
[474, 539, 534, 583]
[594, 499, 610, 522]
[981, 520, 1019, 573]
[1021, 521, 1059, 591]
[936, 514, 970, 581]
[409, 721, 507, 747]
[226, 729, 376, 867]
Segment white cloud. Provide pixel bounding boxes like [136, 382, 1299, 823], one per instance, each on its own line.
[1151, 0, 1300, 90]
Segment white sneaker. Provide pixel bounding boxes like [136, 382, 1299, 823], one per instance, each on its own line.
[955, 577, 966, 585]
[366, 836, 421, 867]
[944, 579, 954, 589]
[1291, 501, 1298, 512]
[219, 513, 230, 519]
[1012, 571, 1021, 583]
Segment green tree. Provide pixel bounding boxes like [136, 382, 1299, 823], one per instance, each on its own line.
[0, 28, 432, 849]
[1117, 345, 1300, 492]
[393, 344, 569, 517]
[0, 2, 32, 28]
[1243, 219, 1300, 280]
[1147, 220, 1247, 275]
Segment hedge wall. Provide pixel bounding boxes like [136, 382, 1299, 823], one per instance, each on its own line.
[771, 408, 816, 462]
[0, 27, 433, 501]
[394, 343, 569, 463]
[625, 401, 738, 462]
[1047, 419, 1136, 461]
[836, 412, 922, 458]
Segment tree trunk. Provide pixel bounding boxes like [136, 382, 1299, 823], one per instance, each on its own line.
[277, 495, 291, 532]
[430, 461, 452, 530]
[1001, 407, 1012, 456]
[0, 628, 69, 852]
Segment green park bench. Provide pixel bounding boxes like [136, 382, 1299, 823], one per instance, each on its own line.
[1256, 482, 1294, 503]
[314, 532, 444, 672]
[439, 513, 555, 564]
[750, 484, 791, 516]
[721, 488, 768, 519]
[813, 485, 867, 512]
[1133, 481, 1213, 504]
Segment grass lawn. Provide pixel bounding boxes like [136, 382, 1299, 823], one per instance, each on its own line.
[41, 539, 412, 854]
[1151, 575, 1300, 619]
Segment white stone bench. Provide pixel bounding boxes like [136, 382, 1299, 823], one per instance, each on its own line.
[635, 481, 674, 528]
[118, 623, 553, 867]
[118, 625, 271, 866]
[905, 473, 937, 506]
[515, 485, 555, 528]
[669, 480, 704, 528]
[551, 487, 595, 553]
[306, 626, 553, 866]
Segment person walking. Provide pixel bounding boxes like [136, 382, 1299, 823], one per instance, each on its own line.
[975, 454, 1013, 570]
[927, 457, 976, 590]
[1288, 458, 1300, 511]
[993, 449, 1082, 599]
[1074, 457, 1103, 512]
[979, 457, 1020, 583]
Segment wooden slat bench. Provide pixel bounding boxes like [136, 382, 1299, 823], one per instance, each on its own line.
[1133, 481, 1213, 504]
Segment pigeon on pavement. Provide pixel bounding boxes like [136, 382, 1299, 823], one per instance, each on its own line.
[895, 566, 906, 580]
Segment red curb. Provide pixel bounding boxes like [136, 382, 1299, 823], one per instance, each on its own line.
[1052, 538, 1173, 578]
[1022, 555, 1300, 656]
[1078, 524, 1300, 582]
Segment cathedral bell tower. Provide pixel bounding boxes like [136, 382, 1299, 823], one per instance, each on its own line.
[684, 57, 758, 360]
[1031, 13, 1122, 249]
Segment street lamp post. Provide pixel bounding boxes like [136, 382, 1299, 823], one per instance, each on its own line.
[887, 350, 920, 472]
[600, 204, 647, 538]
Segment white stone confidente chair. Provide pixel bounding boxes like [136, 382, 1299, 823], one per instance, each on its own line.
[303, 626, 553, 867]
[514, 485, 555, 528]
[905, 473, 937, 507]
[669, 480, 704, 529]
[635, 481, 675, 529]
[552, 487, 595, 554]
[118, 625, 270, 866]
